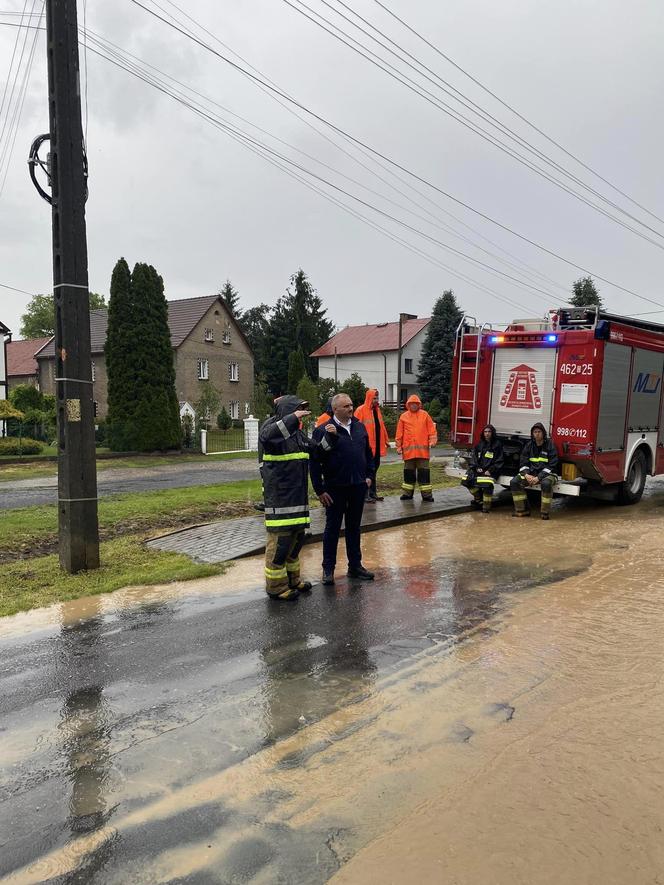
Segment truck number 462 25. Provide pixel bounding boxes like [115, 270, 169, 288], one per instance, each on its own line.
[560, 363, 593, 376]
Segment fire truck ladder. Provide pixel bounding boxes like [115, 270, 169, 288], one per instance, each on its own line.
[453, 317, 492, 445]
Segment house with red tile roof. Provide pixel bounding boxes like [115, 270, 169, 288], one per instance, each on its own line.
[311, 316, 430, 405]
[6, 336, 52, 392]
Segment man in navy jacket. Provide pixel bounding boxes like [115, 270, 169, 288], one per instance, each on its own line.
[310, 393, 375, 585]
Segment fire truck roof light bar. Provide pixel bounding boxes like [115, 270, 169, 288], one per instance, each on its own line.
[488, 333, 557, 344]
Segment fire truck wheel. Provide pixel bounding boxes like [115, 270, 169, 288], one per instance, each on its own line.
[616, 449, 647, 505]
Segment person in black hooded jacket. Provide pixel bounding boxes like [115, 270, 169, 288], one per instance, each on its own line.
[510, 422, 559, 519]
[461, 424, 504, 513]
[259, 395, 337, 600]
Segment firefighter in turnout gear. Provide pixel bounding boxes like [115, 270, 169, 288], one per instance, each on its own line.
[260, 396, 337, 600]
[510, 422, 559, 519]
[461, 424, 504, 512]
[396, 394, 438, 502]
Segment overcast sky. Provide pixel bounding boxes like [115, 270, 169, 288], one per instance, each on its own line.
[1, 0, 663, 339]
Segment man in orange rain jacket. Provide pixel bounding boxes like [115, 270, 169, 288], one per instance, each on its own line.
[354, 388, 389, 503]
[395, 394, 437, 502]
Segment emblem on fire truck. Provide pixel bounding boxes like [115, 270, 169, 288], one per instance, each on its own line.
[499, 363, 542, 411]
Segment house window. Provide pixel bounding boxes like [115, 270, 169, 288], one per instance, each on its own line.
[244, 401, 250, 416]
[404, 358, 413, 374]
[229, 361, 239, 382]
[204, 328, 214, 342]
[91, 361, 96, 382]
[93, 401, 98, 417]
[230, 401, 240, 420]
[222, 329, 231, 345]
[197, 358, 209, 380]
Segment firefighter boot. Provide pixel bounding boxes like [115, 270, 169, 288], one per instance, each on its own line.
[540, 478, 554, 520]
[418, 466, 434, 502]
[469, 486, 482, 509]
[265, 533, 300, 600]
[286, 533, 312, 592]
[482, 492, 492, 514]
[510, 476, 530, 517]
[401, 466, 416, 500]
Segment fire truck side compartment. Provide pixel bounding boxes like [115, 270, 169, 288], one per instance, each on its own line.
[596, 344, 631, 451]
[627, 348, 663, 432]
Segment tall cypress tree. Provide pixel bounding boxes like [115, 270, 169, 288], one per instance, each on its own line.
[105, 259, 181, 451]
[417, 289, 463, 408]
[105, 258, 135, 451]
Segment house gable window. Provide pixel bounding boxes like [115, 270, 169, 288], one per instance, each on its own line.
[230, 401, 240, 420]
[222, 329, 231, 345]
[404, 358, 413, 374]
[91, 361, 96, 382]
[197, 358, 209, 380]
[204, 328, 214, 342]
[229, 361, 239, 382]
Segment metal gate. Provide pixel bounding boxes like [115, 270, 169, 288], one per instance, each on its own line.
[204, 427, 248, 454]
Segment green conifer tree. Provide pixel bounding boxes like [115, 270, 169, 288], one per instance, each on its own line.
[105, 259, 181, 451]
[417, 290, 463, 408]
[219, 280, 242, 320]
[287, 348, 307, 393]
[105, 258, 135, 451]
[570, 276, 603, 308]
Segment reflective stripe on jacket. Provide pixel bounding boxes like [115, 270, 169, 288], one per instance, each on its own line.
[354, 388, 388, 457]
[470, 438, 505, 478]
[395, 395, 438, 461]
[518, 438, 559, 477]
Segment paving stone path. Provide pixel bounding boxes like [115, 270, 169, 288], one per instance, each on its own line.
[148, 486, 472, 563]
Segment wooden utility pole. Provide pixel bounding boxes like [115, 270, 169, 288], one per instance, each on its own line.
[45, 0, 99, 572]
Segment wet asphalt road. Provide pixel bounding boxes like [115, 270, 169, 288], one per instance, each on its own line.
[0, 460, 259, 511]
[0, 548, 583, 883]
[0, 451, 426, 511]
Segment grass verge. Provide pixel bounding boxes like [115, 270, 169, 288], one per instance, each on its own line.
[0, 535, 227, 618]
[0, 478, 262, 561]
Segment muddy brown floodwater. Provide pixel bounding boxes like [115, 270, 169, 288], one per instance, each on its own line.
[1, 489, 664, 884]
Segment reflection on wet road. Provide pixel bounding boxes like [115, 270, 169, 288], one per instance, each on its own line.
[1, 489, 664, 883]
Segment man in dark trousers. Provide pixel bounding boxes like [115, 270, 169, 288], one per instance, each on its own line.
[310, 393, 375, 586]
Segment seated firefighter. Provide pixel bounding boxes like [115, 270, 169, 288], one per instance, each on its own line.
[510, 422, 559, 520]
[259, 396, 337, 600]
[461, 424, 504, 513]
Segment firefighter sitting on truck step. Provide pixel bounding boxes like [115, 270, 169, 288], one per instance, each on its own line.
[461, 424, 504, 513]
[510, 422, 559, 520]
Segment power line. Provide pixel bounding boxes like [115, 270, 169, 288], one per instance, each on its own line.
[147, 0, 570, 296]
[80, 29, 536, 314]
[123, 0, 664, 311]
[282, 0, 664, 251]
[371, 0, 664, 229]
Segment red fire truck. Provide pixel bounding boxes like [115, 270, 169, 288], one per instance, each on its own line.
[449, 306, 664, 504]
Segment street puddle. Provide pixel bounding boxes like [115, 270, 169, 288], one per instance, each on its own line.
[3, 493, 664, 883]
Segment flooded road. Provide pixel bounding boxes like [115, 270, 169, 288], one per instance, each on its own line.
[1, 490, 663, 883]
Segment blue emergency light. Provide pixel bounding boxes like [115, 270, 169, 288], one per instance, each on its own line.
[546, 334, 557, 343]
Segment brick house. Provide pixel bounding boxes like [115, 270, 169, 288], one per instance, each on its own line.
[6, 336, 52, 392]
[36, 295, 254, 421]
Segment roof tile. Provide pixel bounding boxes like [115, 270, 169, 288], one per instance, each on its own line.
[311, 318, 430, 357]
